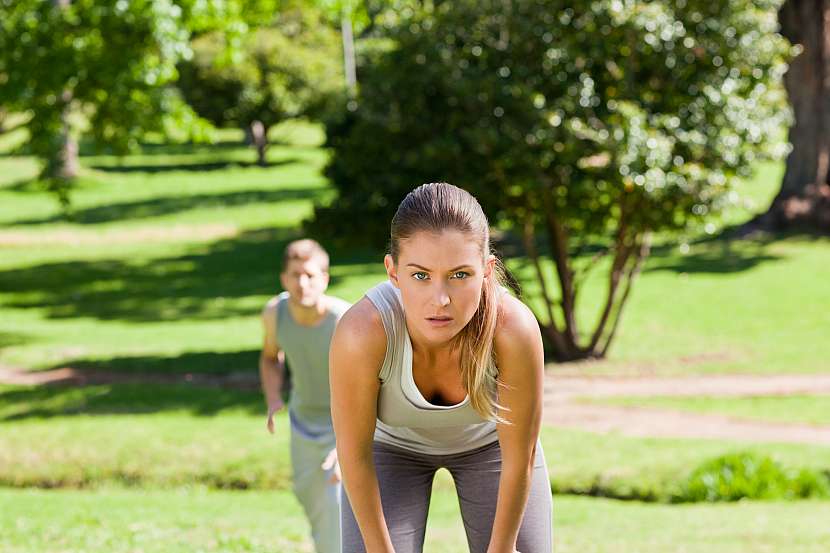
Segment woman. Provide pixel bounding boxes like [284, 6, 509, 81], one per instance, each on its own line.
[330, 182, 552, 553]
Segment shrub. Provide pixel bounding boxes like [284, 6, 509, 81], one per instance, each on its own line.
[675, 452, 830, 502]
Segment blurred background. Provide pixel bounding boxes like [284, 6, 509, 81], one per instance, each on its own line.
[1, 1, 829, 551]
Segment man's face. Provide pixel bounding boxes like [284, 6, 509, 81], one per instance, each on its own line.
[280, 257, 329, 308]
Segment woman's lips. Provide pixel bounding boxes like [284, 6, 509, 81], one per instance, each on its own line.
[426, 316, 453, 327]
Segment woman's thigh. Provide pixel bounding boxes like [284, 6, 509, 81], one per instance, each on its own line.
[341, 441, 437, 553]
[448, 441, 553, 553]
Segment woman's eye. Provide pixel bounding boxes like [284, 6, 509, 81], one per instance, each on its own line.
[412, 272, 429, 281]
[452, 271, 469, 279]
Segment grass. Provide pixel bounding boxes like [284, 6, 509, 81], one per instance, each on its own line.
[2, 486, 829, 553]
[0, 383, 291, 489]
[1, 123, 829, 376]
[580, 395, 830, 426]
[542, 426, 830, 501]
[2, 382, 829, 497]
[0, 123, 385, 373]
[2, 120, 830, 550]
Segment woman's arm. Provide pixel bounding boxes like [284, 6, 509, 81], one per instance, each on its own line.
[329, 298, 395, 553]
[488, 295, 546, 553]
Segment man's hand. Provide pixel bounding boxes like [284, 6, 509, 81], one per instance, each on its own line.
[321, 447, 341, 484]
[266, 399, 284, 434]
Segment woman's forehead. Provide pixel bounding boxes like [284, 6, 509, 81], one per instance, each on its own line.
[398, 230, 484, 266]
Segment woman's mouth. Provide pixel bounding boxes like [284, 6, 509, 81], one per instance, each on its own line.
[426, 316, 453, 328]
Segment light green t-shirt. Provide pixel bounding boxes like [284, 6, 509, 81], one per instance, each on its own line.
[277, 292, 350, 438]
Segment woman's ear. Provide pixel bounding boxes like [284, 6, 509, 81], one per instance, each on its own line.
[384, 254, 399, 288]
[483, 254, 496, 279]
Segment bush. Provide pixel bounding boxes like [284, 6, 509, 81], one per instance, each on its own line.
[675, 452, 830, 502]
[309, 0, 793, 360]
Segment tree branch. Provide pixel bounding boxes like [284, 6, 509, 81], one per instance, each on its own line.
[588, 199, 632, 352]
[600, 232, 652, 357]
[541, 189, 578, 348]
[522, 217, 561, 335]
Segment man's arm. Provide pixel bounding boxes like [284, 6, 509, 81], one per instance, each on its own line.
[260, 297, 285, 433]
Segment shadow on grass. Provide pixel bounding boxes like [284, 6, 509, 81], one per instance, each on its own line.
[644, 237, 785, 274]
[131, 139, 251, 156]
[0, 331, 30, 349]
[47, 349, 260, 375]
[0, 382, 262, 421]
[0, 227, 378, 323]
[88, 158, 299, 174]
[13, 186, 322, 226]
[2, 178, 37, 193]
[75, 137, 253, 157]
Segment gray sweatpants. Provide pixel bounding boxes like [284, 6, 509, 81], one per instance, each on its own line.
[341, 440, 553, 553]
[290, 428, 341, 553]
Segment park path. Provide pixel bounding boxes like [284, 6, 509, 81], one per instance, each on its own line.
[0, 365, 262, 390]
[543, 373, 830, 445]
[3, 364, 830, 444]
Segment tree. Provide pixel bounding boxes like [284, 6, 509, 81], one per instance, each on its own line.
[0, 0, 236, 203]
[177, 7, 344, 166]
[752, 0, 830, 231]
[310, 0, 791, 361]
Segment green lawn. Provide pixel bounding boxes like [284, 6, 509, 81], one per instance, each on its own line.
[581, 395, 830, 426]
[2, 382, 829, 497]
[1, 124, 828, 376]
[0, 124, 385, 373]
[2, 122, 830, 550]
[2, 486, 828, 553]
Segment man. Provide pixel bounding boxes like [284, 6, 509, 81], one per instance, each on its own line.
[260, 239, 350, 553]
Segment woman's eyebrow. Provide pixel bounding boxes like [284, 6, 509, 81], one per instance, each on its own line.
[406, 263, 473, 272]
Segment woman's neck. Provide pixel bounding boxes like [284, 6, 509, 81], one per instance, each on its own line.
[407, 322, 458, 365]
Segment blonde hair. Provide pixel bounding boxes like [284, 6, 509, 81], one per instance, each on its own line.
[390, 182, 507, 421]
[282, 239, 330, 272]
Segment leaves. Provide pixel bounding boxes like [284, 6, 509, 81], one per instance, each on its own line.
[177, 7, 344, 132]
[0, 0, 232, 181]
[309, 0, 792, 359]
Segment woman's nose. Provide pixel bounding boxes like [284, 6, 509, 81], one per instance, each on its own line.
[433, 284, 451, 307]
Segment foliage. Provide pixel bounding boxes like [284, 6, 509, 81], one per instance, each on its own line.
[177, 6, 344, 164]
[0, 0, 222, 201]
[310, 0, 793, 360]
[675, 452, 830, 502]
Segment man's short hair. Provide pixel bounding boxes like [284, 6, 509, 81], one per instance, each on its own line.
[282, 239, 330, 273]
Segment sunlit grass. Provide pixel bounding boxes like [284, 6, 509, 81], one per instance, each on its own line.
[2, 487, 828, 553]
[580, 395, 830, 426]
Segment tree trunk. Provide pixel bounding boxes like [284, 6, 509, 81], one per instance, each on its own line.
[250, 120, 268, 166]
[524, 188, 652, 363]
[341, 15, 357, 91]
[46, 0, 79, 184]
[43, 91, 79, 186]
[755, 0, 830, 231]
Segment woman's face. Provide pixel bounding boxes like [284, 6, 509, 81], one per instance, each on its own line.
[385, 230, 493, 346]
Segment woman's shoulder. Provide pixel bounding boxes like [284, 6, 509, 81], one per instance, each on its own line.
[332, 296, 388, 360]
[494, 293, 542, 353]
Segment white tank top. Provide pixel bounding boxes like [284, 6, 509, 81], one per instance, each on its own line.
[365, 280, 498, 454]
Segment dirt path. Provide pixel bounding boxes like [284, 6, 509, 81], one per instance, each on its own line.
[543, 373, 830, 445]
[0, 366, 262, 390]
[3, 365, 830, 444]
[0, 224, 238, 247]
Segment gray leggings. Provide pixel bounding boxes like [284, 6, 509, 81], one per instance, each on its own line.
[341, 440, 553, 553]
